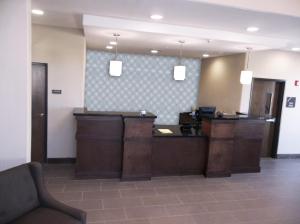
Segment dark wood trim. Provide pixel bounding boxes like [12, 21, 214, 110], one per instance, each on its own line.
[75, 171, 120, 179]
[272, 81, 285, 158]
[75, 135, 122, 141]
[205, 172, 231, 178]
[47, 158, 76, 164]
[121, 176, 151, 181]
[277, 154, 300, 159]
[252, 78, 286, 83]
[32, 62, 48, 163]
[232, 167, 261, 173]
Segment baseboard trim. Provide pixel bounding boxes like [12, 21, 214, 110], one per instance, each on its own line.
[47, 158, 76, 164]
[277, 154, 300, 159]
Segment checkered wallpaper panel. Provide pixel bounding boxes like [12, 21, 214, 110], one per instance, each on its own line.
[84, 50, 201, 124]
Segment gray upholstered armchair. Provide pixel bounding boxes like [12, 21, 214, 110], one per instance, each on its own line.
[0, 162, 86, 224]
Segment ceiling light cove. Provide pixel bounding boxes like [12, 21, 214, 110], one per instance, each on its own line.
[150, 50, 159, 54]
[292, 47, 300, 51]
[150, 14, 163, 20]
[109, 41, 117, 45]
[106, 45, 113, 49]
[32, 9, 44, 15]
[83, 15, 291, 57]
[246, 26, 259, 32]
[202, 54, 210, 58]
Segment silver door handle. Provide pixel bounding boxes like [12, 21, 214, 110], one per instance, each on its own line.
[266, 118, 276, 123]
[40, 113, 45, 117]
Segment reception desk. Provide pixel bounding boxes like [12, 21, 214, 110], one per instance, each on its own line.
[73, 108, 156, 180]
[73, 108, 265, 180]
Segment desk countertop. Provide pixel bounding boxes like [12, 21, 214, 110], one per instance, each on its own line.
[154, 125, 207, 138]
[73, 108, 157, 119]
[202, 115, 265, 121]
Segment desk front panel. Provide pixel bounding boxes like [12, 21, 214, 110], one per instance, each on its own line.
[75, 116, 123, 178]
[152, 136, 208, 176]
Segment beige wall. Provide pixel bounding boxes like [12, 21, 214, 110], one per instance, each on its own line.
[32, 25, 85, 158]
[240, 50, 300, 155]
[198, 53, 246, 113]
[0, 0, 31, 170]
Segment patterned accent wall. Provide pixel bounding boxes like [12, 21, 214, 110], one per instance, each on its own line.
[85, 50, 201, 124]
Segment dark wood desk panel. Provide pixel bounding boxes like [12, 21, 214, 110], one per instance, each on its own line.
[74, 108, 157, 179]
[232, 120, 265, 173]
[232, 139, 261, 173]
[123, 118, 154, 139]
[76, 138, 123, 178]
[153, 125, 208, 176]
[76, 115, 123, 139]
[152, 137, 207, 176]
[202, 120, 235, 177]
[205, 139, 234, 177]
[75, 115, 123, 178]
[202, 117, 265, 177]
[122, 118, 155, 180]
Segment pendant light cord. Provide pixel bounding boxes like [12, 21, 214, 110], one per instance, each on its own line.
[246, 47, 252, 70]
[114, 35, 118, 60]
[178, 40, 184, 65]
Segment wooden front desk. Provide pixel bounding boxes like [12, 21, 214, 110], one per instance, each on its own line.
[73, 108, 265, 180]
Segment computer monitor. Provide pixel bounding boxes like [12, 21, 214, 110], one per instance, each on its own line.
[198, 106, 216, 118]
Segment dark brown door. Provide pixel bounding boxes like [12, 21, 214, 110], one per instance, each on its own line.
[249, 79, 285, 157]
[32, 63, 47, 162]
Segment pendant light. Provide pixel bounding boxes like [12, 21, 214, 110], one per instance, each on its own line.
[174, 40, 186, 81]
[109, 33, 122, 76]
[240, 47, 253, 85]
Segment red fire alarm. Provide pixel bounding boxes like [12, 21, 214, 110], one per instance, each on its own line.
[295, 80, 299, 86]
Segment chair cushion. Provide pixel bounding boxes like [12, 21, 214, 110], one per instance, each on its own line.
[10, 207, 81, 224]
[0, 164, 39, 224]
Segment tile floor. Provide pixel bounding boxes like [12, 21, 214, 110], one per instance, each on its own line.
[44, 159, 300, 224]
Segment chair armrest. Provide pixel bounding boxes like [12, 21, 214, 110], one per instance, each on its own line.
[29, 162, 86, 224]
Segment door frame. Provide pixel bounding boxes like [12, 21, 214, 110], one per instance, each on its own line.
[32, 62, 48, 162]
[248, 78, 285, 158]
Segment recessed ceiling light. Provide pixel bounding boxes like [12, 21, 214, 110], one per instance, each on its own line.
[31, 9, 44, 15]
[109, 41, 117, 45]
[291, 47, 300, 51]
[202, 54, 210, 58]
[106, 45, 113, 50]
[246, 26, 259, 32]
[150, 50, 159, 54]
[150, 14, 163, 20]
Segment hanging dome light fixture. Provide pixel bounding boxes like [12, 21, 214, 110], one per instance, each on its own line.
[109, 33, 122, 77]
[174, 40, 186, 81]
[240, 47, 253, 85]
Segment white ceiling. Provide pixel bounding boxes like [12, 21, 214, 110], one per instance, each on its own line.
[31, 0, 300, 58]
[189, 0, 300, 18]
